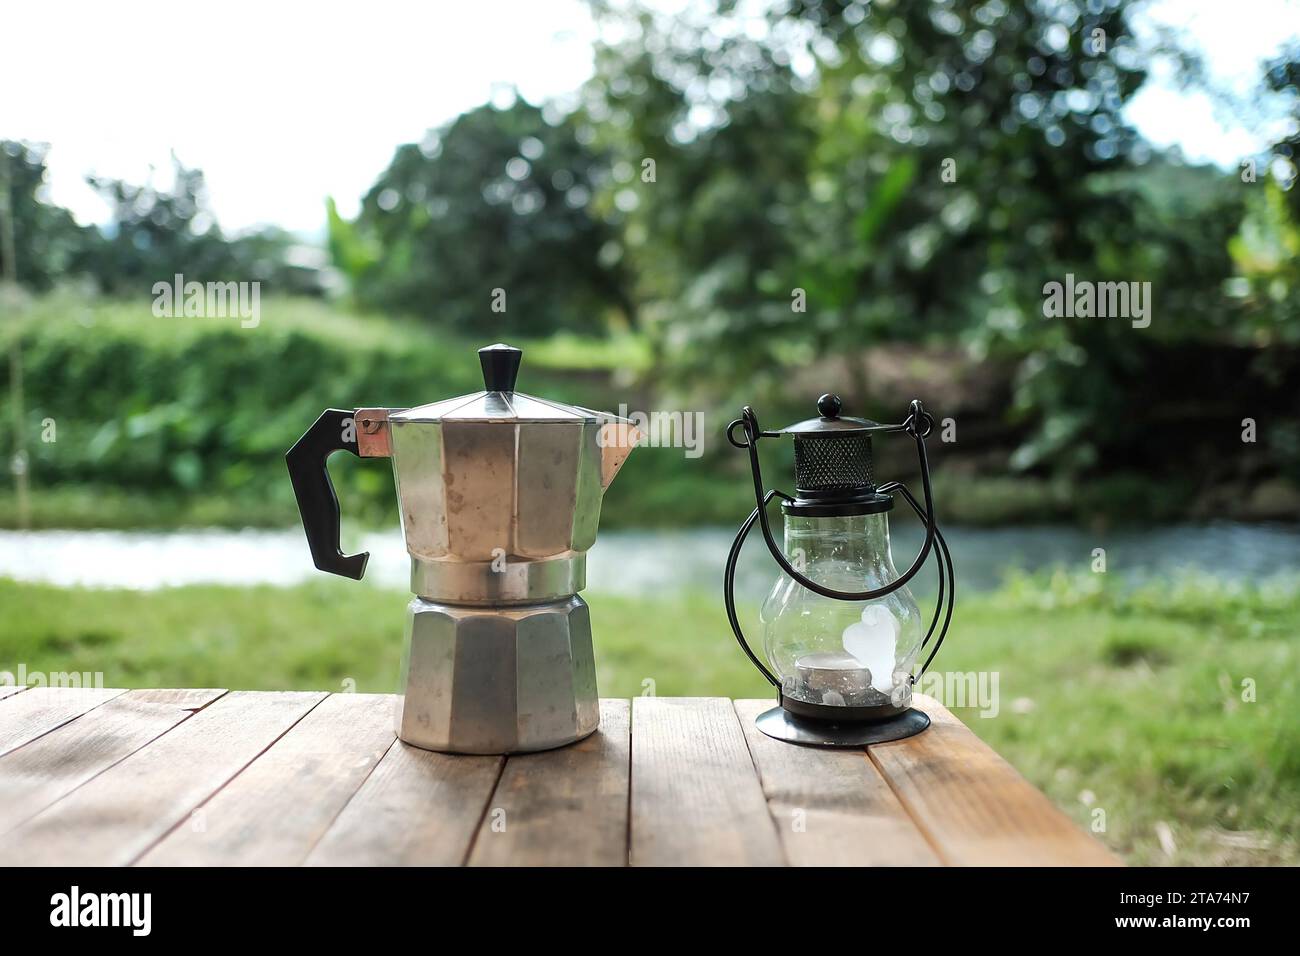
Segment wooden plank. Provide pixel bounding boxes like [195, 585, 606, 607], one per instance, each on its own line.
[307, 741, 503, 867]
[0, 688, 226, 835]
[0, 686, 126, 757]
[468, 699, 630, 867]
[0, 685, 29, 702]
[734, 699, 940, 866]
[868, 694, 1122, 866]
[139, 693, 398, 866]
[3, 690, 326, 866]
[630, 696, 783, 866]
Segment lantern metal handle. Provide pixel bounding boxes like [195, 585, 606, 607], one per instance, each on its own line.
[722, 400, 955, 688]
[723, 488, 786, 687]
[880, 480, 955, 679]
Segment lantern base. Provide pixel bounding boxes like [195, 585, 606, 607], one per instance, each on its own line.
[755, 704, 930, 748]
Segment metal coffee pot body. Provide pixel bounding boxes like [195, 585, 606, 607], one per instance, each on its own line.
[286, 344, 637, 754]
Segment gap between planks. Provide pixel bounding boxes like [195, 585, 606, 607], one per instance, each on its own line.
[0, 688, 227, 836]
[4, 690, 329, 866]
[867, 694, 1122, 867]
[140, 693, 401, 866]
[630, 696, 785, 866]
[306, 728, 504, 867]
[466, 699, 630, 867]
[734, 699, 941, 866]
[0, 686, 128, 759]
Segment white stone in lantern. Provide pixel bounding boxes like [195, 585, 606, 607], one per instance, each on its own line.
[841, 604, 898, 694]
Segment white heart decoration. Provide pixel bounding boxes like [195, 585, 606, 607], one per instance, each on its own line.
[841, 604, 897, 694]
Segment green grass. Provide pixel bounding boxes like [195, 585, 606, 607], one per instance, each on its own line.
[0, 484, 298, 530]
[942, 571, 1300, 866]
[2, 291, 652, 372]
[2, 571, 1296, 865]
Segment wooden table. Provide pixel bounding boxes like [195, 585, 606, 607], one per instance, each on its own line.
[0, 687, 1119, 866]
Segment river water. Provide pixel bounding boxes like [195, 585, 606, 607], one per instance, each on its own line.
[1, 522, 1296, 597]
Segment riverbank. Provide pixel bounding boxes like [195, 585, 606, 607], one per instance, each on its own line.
[2, 571, 1296, 866]
[4, 294, 1297, 531]
[3, 470, 1298, 531]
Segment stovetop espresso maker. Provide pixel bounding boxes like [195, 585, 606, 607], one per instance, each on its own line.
[286, 343, 638, 754]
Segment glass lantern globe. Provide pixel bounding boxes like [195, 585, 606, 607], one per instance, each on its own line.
[760, 510, 922, 713]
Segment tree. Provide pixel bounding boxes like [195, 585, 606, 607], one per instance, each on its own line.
[0, 141, 92, 290]
[79, 154, 322, 297]
[582, 0, 1290, 482]
[581, 1, 818, 378]
[338, 97, 636, 335]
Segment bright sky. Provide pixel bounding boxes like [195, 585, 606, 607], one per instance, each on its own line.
[3, 0, 1298, 237]
[1125, 0, 1300, 166]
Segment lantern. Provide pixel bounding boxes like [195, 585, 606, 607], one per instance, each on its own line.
[724, 394, 955, 746]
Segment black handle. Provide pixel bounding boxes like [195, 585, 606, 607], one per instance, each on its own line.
[724, 490, 785, 688]
[881, 481, 955, 680]
[479, 343, 522, 392]
[285, 408, 369, 580]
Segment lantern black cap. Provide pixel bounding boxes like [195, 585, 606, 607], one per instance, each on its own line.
[782, 394, 893, 517]
[479, 343, 522, 392]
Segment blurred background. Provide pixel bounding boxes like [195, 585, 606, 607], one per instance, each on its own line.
[2, 0, 1298, 864]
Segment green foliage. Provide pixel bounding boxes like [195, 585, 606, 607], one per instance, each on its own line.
[1266, 40, 1300, 222]
[7, 286, 936, 532]
[5, 0, 1300, 502]
[342, 99, 635, 334]
[0, 142, 93, 289]
[0, 295, 678, 527]
[0, 295, 1282, 531]
[582, 1, 1149, 365]
[79, 154, 324, 297]
[0, 144, 322, 297]
[582, 15, 820, 379]
[1229, 180, 1300, 345]
[577, 0, 1300, 481]
[325, 195, 378, 281]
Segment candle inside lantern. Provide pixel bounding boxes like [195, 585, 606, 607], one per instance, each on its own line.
[789, 650, 880, 707]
